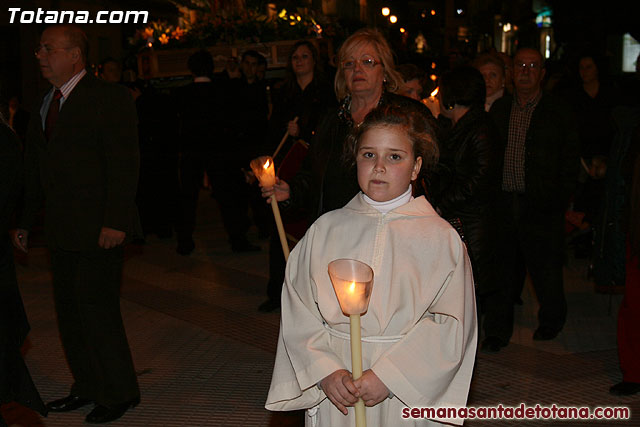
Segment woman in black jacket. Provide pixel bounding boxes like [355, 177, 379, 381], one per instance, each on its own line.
[428, 66, 505, 352]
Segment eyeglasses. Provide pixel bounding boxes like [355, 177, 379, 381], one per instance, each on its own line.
[34, 45, 71, 56]
[515, 62, 541, 70]
[342, 56, 380, 70]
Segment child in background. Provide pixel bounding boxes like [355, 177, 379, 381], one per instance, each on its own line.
[265, 102, 477, 426]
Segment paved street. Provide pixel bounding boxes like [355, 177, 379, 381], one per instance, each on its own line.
[2, 192, 639, 426]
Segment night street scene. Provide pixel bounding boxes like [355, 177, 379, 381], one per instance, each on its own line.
[0, 0, 639, 425]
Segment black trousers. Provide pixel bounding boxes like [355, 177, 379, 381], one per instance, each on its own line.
[50, 246, 139, 407]
[485, 192, 567, 342]
[176, 151, 251, 245]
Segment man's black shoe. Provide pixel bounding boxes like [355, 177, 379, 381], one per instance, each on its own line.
[85, 398, 139, 424]
[533, 326, 560, 341]
[46, 395, 92, 412]
[481, 336, 507, 353]
[609, 381, 640, 396]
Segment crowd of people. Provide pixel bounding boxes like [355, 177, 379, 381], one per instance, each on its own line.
[1, 23, 639, 426]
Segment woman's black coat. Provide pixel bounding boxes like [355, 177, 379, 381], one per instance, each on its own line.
[428, 106, 503, 295]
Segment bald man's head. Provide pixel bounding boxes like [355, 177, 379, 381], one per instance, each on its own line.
[37, 25, 87, 87]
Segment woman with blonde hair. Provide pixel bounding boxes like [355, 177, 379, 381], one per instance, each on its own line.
[261, 28, 433, 223]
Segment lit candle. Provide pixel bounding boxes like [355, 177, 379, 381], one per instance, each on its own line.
[423, 87, 440, 118]
[328, 259, 374, 427]
[250, 156, 289, 260]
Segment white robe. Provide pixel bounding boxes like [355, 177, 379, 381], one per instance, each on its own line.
[266, 194, 477, 426]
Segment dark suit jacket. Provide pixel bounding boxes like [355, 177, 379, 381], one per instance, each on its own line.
[490, 92, 580, 213]
[21, 73, 141, 251]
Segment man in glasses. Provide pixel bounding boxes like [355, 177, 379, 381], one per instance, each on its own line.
[484, 47, 579, 352]
[12, 24, 140, 423]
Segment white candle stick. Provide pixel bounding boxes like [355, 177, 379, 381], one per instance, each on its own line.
[328, 259, 374, 427]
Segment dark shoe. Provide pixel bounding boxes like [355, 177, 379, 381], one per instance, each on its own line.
[231, 240, 260, 253]
[46, 395, 93, 412]
[176, 239, 195, 256]
[609, 381, 640, 396]
[258, 299, 281, 313]
[85, 398, 139, 424]
[481, 336, 507, 353]
[533, 326, 560, 341]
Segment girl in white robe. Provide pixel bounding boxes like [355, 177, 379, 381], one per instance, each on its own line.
[266, 102, 478, 426]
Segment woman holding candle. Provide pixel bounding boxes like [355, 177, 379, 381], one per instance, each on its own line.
[266, 102, 477, 426]
[259, 40, 336, 312]
[260, 28, 434, 224]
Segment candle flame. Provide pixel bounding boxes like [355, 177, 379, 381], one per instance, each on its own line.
[264, 159, 271, 169]
[430, 87, 439, 97]
[348, 281, 355, 293]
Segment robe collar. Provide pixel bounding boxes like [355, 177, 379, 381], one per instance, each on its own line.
[344, 192, 438, 217]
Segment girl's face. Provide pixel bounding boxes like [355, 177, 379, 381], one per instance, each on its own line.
[291, 45, 314, 77]
[356, 125, 422, 202]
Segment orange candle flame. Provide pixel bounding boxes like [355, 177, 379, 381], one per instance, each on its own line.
[431, 87, 439, 97]
[264, 159, 271, 169]
[348, 282, 356, 294]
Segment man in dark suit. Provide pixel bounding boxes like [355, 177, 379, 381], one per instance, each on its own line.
[175, 50, 260, 254]
[11, 24, 140, 424]
[485, 48, 579, 352]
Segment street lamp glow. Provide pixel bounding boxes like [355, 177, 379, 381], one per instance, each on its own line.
[431, 9, 436, 15]
[400, 27, 405, 33]
[389, 15, 398, 23]
[381, 7, 390, 16]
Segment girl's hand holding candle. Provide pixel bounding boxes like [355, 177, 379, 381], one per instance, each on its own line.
[353, 370, 390, 407]
[328, 259, 374, 427]
[319, 369, 359, 415]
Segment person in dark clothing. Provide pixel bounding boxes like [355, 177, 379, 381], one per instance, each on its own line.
[128, 80, 179, 240]
[426, 66, 504, 352]
[259, 41, 336, 312]
[13, 25, 141, 424]
[175, 50, 258, 254]
[0, 121, 47, 426]
[223, 50, 271, 250]
[565, 54, 620, 258]
[261, 28, 435, 231]
[610, 118, 640, 396]
[489, 48, 580, 345]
